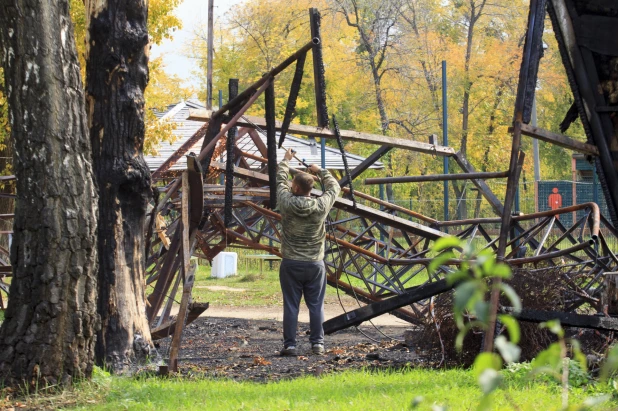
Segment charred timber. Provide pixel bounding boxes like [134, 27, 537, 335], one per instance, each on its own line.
[514, 123, 599, 156]
[503, 308, 618, 332]
[187, 112, 456, 157]
[323, 279, 458, 334]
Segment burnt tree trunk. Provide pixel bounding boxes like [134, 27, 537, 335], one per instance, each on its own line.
[85, 0, 154, 371]
[0, 0, 99, 386]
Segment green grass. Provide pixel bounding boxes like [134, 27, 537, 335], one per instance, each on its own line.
[191, 262, 346, 307]
[191, 264, 282, 306]
[63, 367, 618, 411]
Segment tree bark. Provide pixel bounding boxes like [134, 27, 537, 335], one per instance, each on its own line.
[85, 0, 154, 371]
[0, 0, 99, 386]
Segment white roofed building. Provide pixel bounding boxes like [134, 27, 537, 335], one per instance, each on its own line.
[145, 100, 384, 174]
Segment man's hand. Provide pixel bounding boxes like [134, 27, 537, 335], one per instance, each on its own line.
[283, 148, 295, 161]
[308, 164, 321, 174]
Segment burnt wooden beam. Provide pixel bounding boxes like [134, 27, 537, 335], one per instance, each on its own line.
[168, 260, 197, 372]
[364, 171, 509, 185]
[504, 308, 618, 332]
[339, 145, 392, 187]
[323, 278, 457, 334]
[549, 0, 618, 227]
[278, 52, 307, 148]
[310, 8, 329, 128]
[574, 15, 618, 57]
[513, 123, 599, 156]
[151, 302, 209, 340]
[188, 111, 456, 157]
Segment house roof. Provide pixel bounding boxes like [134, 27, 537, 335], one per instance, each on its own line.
[144, 100, 384, 173]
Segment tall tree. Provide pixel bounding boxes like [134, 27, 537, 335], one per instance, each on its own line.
[0, 0, 99, 386]
[85, 0, 154, 371]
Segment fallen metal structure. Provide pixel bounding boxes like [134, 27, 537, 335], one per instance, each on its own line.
[143, 4, 618, 369]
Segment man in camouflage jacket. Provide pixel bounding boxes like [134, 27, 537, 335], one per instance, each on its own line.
[276, 148, 340, 356]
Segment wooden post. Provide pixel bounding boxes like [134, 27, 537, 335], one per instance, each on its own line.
[169, 171, 195, 372]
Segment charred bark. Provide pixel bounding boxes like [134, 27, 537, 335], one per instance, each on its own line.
[0, 0, 99, 386]
[85, 0, 154, 371]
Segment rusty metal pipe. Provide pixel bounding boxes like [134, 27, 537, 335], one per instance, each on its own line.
[364, 171, 509, 185]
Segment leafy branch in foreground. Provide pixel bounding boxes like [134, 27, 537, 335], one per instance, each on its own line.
[427, 236, 618, 411]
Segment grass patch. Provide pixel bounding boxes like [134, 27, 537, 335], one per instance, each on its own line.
[0, 309, 4, 323]
[239, 273, 264, 283]
[62, 367, 618, 410]
[191, 262, 347, 307]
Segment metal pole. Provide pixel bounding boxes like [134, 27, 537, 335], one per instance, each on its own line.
[206, 0, 214, 109]
[321, 138, 326, 169]
[442, 61, 449, 224]
[532, 97, 541, 182]
[219, 89, 224, 185]
[379, 184, 385, 251]
[593, 163, 599, 205]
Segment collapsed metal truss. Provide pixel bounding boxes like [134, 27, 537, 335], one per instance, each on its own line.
[141, 5, 618, 368]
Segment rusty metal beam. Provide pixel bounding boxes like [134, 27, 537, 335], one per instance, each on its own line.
[364, 171, 509, 185]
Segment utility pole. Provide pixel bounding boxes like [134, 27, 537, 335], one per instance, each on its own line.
[206, 0, 214, 109]
[442, 61, 449, 224]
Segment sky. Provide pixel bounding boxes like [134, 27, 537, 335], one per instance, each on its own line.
[150, 0, 243, 88]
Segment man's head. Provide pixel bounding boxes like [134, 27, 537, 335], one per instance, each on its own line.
[292, 173, 314, 196]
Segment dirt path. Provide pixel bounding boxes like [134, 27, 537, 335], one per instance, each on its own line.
[204, 303, 412, 327]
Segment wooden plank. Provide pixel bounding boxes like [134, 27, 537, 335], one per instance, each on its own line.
[323, 279, 458, 334]
[515, 123, 599, 156]
[151, 302, 209, 340]
[188, 110, 456, 157]
[505, 308, 618, 332]
[168, 260, 197, 372]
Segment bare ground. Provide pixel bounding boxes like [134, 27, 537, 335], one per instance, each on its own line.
[153, 315, 438, 382]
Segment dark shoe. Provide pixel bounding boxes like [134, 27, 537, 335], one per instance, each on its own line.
[312, 344, 325, 355]
[280, 346, 298, 356]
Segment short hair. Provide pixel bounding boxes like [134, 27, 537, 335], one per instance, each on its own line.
[293, 173, 314, 194]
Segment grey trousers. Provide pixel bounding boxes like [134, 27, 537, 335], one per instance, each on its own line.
[279, 258, 327, 347]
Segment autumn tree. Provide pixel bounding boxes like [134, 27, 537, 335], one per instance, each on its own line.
[192, 0, 585, 218]
[0, 0, 99, 386]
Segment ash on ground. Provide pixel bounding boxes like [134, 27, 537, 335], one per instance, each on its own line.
[153, 317, 439, 382]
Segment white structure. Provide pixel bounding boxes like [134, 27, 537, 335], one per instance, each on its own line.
[211, 251, 238, 278]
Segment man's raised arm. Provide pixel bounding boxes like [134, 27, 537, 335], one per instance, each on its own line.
[276, 149, 295, 209]
[307, 164, 340, 212]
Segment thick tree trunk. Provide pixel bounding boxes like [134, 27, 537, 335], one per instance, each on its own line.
[85, 0, 154, 371]
[0, 0, 99, 386]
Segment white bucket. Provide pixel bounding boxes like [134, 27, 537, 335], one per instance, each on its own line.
[211, 252, 238, 278]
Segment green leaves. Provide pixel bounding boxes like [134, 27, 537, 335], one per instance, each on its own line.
[473, 352, 503, 379]
[494, 335, 521, 364]
[540, 320, 564, 338]
[497, 314, 520, 344]
[498, 283, 521, 314]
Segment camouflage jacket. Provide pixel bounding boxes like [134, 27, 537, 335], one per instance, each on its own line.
[276, 160, 341, 261]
